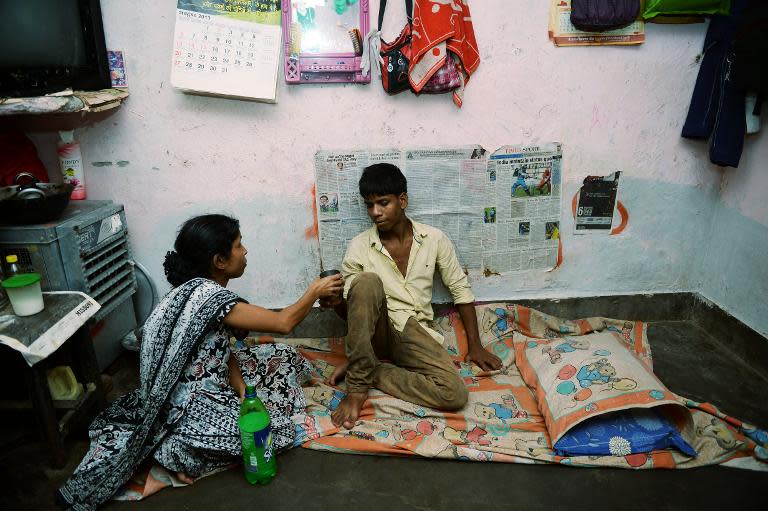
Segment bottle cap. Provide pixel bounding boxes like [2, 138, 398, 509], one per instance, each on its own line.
[244, 385, 257, 398]
[6, 255, 18, 263]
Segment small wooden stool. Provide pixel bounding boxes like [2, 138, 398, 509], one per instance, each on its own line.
[0, 292, 105, 467]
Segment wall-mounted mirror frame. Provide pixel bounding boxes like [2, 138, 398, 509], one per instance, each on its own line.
[282, 0, 370, 84]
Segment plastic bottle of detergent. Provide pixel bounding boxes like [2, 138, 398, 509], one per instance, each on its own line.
[239, 385, 276, 484]
[57, 130, 86, 200]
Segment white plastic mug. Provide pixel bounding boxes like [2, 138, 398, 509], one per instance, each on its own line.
[1, 273, 45, 316]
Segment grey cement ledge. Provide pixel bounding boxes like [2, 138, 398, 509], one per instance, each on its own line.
[269, 292, 767, 379]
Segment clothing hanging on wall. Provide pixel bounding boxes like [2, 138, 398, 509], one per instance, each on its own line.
[681, 0, 750, 168]
[409, 0, 480, 107]
[732, 0, 767, 126]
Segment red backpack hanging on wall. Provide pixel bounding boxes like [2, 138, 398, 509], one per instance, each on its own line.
[364, 0, 475, 104]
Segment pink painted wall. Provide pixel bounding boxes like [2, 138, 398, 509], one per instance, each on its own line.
[25, 1, 767, 335]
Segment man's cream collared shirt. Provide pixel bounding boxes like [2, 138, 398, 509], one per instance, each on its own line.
[341, 220, 474, 345]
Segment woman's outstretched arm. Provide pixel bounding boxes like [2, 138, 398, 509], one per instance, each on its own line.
[223, 274, 343, 335]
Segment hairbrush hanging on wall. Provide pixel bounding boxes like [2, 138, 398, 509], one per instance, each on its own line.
[349, 28, 363, 56]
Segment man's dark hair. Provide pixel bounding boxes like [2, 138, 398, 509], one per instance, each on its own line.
[359, 163, 407, 198]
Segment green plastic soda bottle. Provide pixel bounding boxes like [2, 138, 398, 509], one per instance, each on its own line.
[239, 385, 276, 485]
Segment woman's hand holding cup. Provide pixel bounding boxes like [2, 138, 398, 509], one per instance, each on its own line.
[317, 269, 344, 307]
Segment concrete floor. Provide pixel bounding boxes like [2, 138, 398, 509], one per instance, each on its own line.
[2, 319, 767, 511]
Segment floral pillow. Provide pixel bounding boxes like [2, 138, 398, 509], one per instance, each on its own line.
[513, 329, 694, 448]
[553, 407, 696, 457]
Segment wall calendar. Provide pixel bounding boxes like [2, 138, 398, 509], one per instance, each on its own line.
[171, 1, 282, 102]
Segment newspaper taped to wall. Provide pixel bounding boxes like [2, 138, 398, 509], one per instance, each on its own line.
[484, 144, 562, 273]
[315, 143, 562, 275]
[574, 171, 621, 234]
[548, 0, 645, 47]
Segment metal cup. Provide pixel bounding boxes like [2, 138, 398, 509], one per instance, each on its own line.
[319, 269, 343, 306]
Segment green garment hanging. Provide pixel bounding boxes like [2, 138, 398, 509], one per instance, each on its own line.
[642, 0, 731, 20]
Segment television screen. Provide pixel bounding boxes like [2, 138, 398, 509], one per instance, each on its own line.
[0, 0, 111, 97]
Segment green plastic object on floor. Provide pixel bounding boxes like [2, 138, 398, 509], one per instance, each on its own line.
[239, 385, 276, 485]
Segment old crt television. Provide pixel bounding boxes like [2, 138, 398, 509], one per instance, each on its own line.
[0, 0, 111, 98]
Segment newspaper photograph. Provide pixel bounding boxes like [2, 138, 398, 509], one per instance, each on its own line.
[315, 144, 562, 275]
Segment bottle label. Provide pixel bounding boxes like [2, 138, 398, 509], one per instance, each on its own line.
[242, 423, 272, 473]
[264, 431, 274, 463]
[253, 425, 273, 461]
[58, 142, 86, 199]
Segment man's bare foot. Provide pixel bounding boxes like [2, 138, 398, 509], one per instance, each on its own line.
[176, 472, 194, 485]
[331, 391, 367, 429]
[326, 361, 349, 386]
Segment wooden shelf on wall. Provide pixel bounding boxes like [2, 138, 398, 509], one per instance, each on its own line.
[0, 88, 128, 131]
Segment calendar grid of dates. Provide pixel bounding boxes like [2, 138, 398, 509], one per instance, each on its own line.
[172, 11, 278, 76]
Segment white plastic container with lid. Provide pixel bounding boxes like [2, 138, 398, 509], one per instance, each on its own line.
[1, 273, 45, 316]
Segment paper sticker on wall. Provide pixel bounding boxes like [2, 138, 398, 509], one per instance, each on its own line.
[573, 172, 625, 235]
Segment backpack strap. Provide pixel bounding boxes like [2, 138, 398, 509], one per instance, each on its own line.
[366, 0, 412, 77]
[379, 0, 413, 31]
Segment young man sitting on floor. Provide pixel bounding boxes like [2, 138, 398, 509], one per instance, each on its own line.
[322, 163, 502, 429]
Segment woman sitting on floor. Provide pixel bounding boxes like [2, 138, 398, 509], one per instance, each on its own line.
[59, 214, 343, 509]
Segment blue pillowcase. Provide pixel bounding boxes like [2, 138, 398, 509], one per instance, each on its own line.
[554, 407, 697, 458]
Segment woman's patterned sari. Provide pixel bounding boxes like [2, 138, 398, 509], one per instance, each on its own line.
[59, 278, 310, 510]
